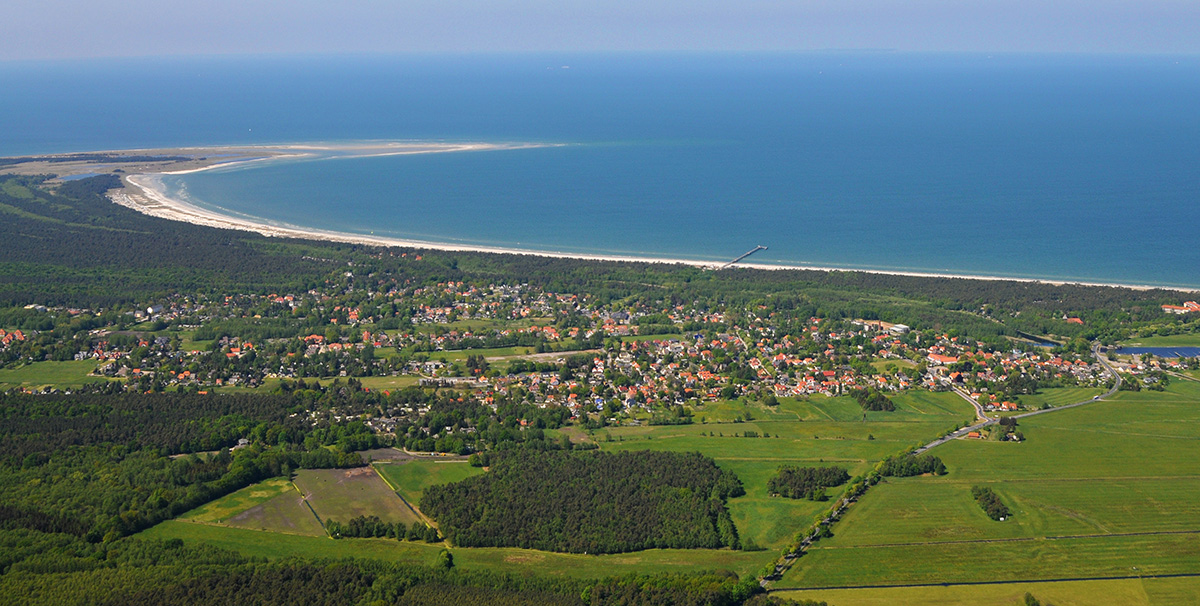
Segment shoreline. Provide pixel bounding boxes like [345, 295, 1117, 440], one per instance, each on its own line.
[7, 141, 1188, 292]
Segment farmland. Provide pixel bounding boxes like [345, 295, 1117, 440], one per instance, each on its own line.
[773, 381, 1200, 601]
[292, 467, 421, 526]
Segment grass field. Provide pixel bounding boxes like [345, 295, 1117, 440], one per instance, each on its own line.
[181, 477, 294, 524]
[374, 459, 484, 507]
[600, 392, 974, 551]
[776, 381, 1200, 595]
[0, 360, 106, 388]
[293, 467, 420, 526]
[1019, 386, 1106, 410]
[178, 477, 326, 536]
[775, 575, 1200, 606]
[141, 520, 777, 578]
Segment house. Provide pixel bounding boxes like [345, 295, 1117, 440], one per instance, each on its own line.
[1162, 301, 1200, 314]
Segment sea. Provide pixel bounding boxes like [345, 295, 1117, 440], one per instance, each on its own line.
[2, 53, 1199, 288]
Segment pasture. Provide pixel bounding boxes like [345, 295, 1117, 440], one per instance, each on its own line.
[374, 458, 484, 507]
[293, 467, 420, 526]
[1019, 386, 1105, 409]
[776, 575, 1200, 606]
[141, 520, 778, 579]
[600, 392, 974, 550]
[0, 360, 105, 388]
[179, 477, 326, 536]
[775, 381, 1200, 597]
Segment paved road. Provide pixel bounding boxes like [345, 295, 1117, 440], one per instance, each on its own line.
[916, 344, 1121, 454]
[763, 344, 1124, 587]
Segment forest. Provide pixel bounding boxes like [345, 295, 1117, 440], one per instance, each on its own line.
[766, 466, 851, 501]
[421, 450, 746, 553]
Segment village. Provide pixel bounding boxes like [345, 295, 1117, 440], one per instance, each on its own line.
[5, 275, 1174, 443]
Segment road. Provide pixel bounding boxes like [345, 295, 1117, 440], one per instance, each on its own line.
[762, 344, 1125, 588]
[915, 344, 1121, 454]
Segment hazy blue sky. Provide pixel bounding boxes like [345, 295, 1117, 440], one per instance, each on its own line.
[4, 0, 1199, 60]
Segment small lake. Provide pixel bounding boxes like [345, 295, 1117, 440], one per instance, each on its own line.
[1115, 347, 1200, 358]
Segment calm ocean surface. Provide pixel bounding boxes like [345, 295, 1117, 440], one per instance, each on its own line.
[2, 53, 1199, 287]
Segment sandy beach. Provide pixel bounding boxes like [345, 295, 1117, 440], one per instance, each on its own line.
[4, 142, 1188, 292]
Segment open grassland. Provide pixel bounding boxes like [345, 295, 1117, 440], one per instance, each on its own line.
[179, 476, 326, 536]
[374, 458, 484, 506]
[600, 392, 974, 550]
[293, 467, 419, 526]
[0, 360, 106, 388]
[141, 520, 777, 578]
[181, 477, 293, 524]
[780, 533, 1200, 588]
[775, 576, 1200, 606]
[1019, 386, 1106, 409]
[777, 382, 1200, 594]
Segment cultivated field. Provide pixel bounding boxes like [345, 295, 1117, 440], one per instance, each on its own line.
[774, 381, 1200, 601]
[179, 476, 326, 536]
[293, 467, 420, 526]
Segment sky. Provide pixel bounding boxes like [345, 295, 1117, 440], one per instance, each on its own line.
[3, 0, 1200, 60]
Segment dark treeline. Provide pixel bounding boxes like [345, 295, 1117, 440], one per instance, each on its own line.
[0, 392, 310, 461]
[423, 450, 746, 554]
[971, 486, 1011, 521]
[767, 466, 850, 501]
[879, 454, 947, 477]
[326, 516, 441, 543]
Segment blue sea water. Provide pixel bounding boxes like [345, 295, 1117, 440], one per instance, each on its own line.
[1116, 347, 1200, 358]
[2, 53, 1199, 287]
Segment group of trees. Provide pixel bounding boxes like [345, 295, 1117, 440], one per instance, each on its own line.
[422, 450, 746, 553]
[325, 515, 440, 542]
[766, 466, 850, 501]
[851, 389, 895, 412]
[878, 454, 947, 477]
[971, 486, 1011, 521]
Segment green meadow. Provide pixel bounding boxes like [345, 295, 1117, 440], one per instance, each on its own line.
[0, 360, 106, 388]
[776, 575, 1200, 606]
[374, 459, 484, 507]
[140, 520, 778, 579]
[776, 381, 1200, 594]
[600, 392, 974, 550]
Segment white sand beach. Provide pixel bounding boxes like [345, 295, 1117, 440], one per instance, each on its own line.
[55, 141, 1182, 293]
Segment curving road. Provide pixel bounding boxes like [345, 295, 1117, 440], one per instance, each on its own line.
[915, 344, 1121, 454]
